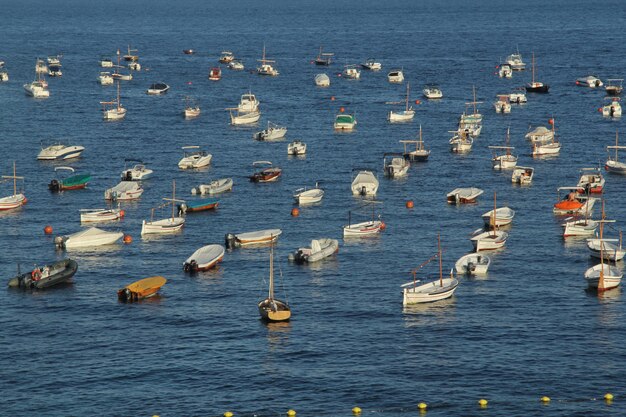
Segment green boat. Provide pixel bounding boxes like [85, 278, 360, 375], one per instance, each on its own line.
[333, 113, 357, 130]
[49, 166, 91, 192]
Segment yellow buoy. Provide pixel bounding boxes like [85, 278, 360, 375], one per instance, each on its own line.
[224, 412, 234, 417]
[352, 406, 362, 415]
[604, 393, 614, 401]
[478, 398, 488, 407]
[541, 396, 551, 403]
[287, 410, 296, 417]
[417, 402, 427, 410]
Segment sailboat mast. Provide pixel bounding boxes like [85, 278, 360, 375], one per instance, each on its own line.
[616, 131, 619, 163]
[269, 242, 275, 299]
[12, 161, 17, 195]
[171, 180, 176, 220]
[492, 191, 497, 234]
[438, 233, 443, 286]
[531, 52, 536, 84]
[472, 85, 477, 115]
[405, 82, 410, 111]
[599, 201, 606, 290]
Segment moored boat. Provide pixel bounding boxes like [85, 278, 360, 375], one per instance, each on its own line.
[48, 167, 91, 192]
[605, 131, 626, 174]
[192, 178, 233, 195]
[447, 187, 483, 204]
[55, 227, 123, 249]
[290, 238, 339, 263]
[351, 169, 379, 196]
[37, 143, 85, 160]
[334, 113, 357, 130]
[250, 161, 282, 183]
[455, 253, 491, 275]
[511, 166, 534, 185]
[8, 259, 78, 289]
[141, 181, 185, 236]
[315, 73, 330, 87]
[287, 140, 307, 156]
[79, 207, 124, 223]
[104, 181, 144, 201]
[0, 162, 27, 211]
[293, 183, 324, 205]
[254, 121, 287, 141]
[178, 146, 212, 169]
[400, 125, 430, 161]
[118, 276, 167, 302]
[258, 242, 291, 322]
[179, 197, 219, 213]
[225, 229, 282, 248]
[183, 244, 225, 272]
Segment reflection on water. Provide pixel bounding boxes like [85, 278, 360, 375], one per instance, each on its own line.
[263, 320, 292, 351]
[402, 297, 457, 327]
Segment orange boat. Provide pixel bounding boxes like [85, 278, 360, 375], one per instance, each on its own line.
[554, 200, 583, 212]
[118, 276, 166, 302]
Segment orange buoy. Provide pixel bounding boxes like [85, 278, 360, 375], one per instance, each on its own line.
[44, 225, 53, 235]
[123, 234, 133, 244]
[291, 207, 300, 217]
[340, 107, 345, 113]
[331, 96, 336, 101]
[380, 221, 386, 231]
[414, 100, 421, 105]
[119, 209, 126, 218]
[406, 200, 414, 209]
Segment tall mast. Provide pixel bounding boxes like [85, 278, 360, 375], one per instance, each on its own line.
[405, 82, 410, 111]
[616, 131, 619, 163]
[599, 200, 606, 291]
[12, 161, 17, 195]
[492, 191, 497, 236]
[472, 85, 477, 115]
[171, 180, 176, 219]
[438, 233, 443, 287]
[269, 241, 275, 299]
[531, 52, 536, 84]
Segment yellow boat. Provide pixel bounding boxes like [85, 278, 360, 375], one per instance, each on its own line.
[118, 276, 166, 302]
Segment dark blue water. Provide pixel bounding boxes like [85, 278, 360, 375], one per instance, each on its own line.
[1, 0, 625, 415]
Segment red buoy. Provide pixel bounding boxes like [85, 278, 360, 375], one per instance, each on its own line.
[291, 208, 300, 217]
[123, 234, 133, 244]
[340, 107, 345, 113]
[44, 225, 53, 235]
[414, 100, 421, 105]
[406, 200, 414, 209]
[330, 96, 336, 101]
[119, 210, 125, 218]
[379, 222, 386, 231]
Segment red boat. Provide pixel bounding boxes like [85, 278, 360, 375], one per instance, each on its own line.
[208, 67, 221, 81]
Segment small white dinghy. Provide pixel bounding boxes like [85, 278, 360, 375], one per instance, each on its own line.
[470, 229, 509, 251]
[584, 264, 622, 291]
[290, 238, 339, 263]
[482, 207, 515, 227]
[351, 169, 379, 196]
[446, 187, 483, 204]
[192, 178, 233, 195]
[455, 253, 491, 275]
[293, 183, 324, 205]
[80, 207, 124, 223]
[55, 227, 123, 249]
[104, 181, 144, 201]
[225, 229, 282, 249]
[562, 217, 598, 237]
[511, 166, 534, 184]
[288, 140, 307, 155]
[315, 73, 330, 87]
[183, 244, 225, 272]
[343, 207, 384, 237]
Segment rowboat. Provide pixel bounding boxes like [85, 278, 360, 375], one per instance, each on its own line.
[0, 162, 27, 211]
[118, 276, 167, 302]
[482, 194, 515, 227]
[587, 238, 625, 262]
[183, 244, 225, 272]
[258, 242, 291, 322]
[191, 178, 233, 195]
[605, 131, 626, 174]
[228, 108, 261, 125]
[455, 253, 490, 275]
[562, 217, 598, 237]
[343, 205, 384, 237]
[80, 207, 124, 223]
[249, 161, 281, 183]
[225, 229, 282, 249]
[290, 238, 339, 264]
[48, 167, 91, 192]
[400, 126, 430, 161]
[141, 181, 185, 235]
[446, 187, 483, 204]
[55, 227, 124, 249]
[293, 183, 324, 205]
[8, 259, 78, 289]
[470, 229, 509, 251]
[179, 197, 219, 213]
[584, 207, 622, 291]
[511, 166, 534, 185]
[104, 181, 144, 201]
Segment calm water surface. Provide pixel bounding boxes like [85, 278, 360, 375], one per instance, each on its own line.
[0, 0, 625, 416]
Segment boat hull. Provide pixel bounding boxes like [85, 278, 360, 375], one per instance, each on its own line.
[343, 220, 383, 237]
[8, 259, 78, 289]
[141, 218, 185, 235]
[402, 278, 459, 305]
[118, 276, 167, 302]
[258, 298, 291, 322]
[0, 194, 27, 211]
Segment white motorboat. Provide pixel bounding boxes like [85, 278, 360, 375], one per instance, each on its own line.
[576, 75, 603, 87]
[423, 84, 443, 99]
[228, 60, 244, 70]
[35, 58, 47, 74]
[121, 160, 152, 181]
[509, 90, 527, 104]
[387, 69, 404, 83]
[388, 82, 415, 122]
[104, 181, 144, 201]
[505, 50, 526, 71]
[101, 81, 126, 120]
[447, 187, 483, 204]
[183, 96, 201, 119]
[48, 64, 62, 77]
[449, 129, 473, 153]
[24, 80, 49, 98]
[142, 181, 185, 236]
[602, 98, 621, 118]
[254, 121, 287, 141]
[100, 57, 113, 68]
[470, 229, 509, 251]
[256, 44, 279, 76]
[290, 238, 339, 264]
[584, 264, 622, 291]
[605, 79, 623, 96]
[494, 95, 511, 113]
[55, 227, 123, 249]
[455, 253, 491, 275]
[315, 73, 330, 87]
[79, 207, 124, 223]
[605, 131, 626, 174]
[98, 72, 114, 85]
[287, 140, 307, 156]
[183, 244, 225, 272]
[178, 146, 212, 169]
[562, 217, 598, 237]
[482, 207, 515, 227]
[128, 62, 141, 71]
[146, 82, 170, 95]
[511, 166, 534, 185]
[531, 119, 560, 157]
[219, 51, 235, 63]
[402, 235, 459, 305]
[383, 153, 409, 178]
[576, 167, 604, 194]
[249, 161, 282, 183]
[0, 162, 27, 211]
[587, 238, 625, 262]
[229, 108, 261, 125]
[0, 67, 8, 82]
[37, 144, 85, 160]
[498, 63, 513, 78]
[334, 113, 357, 130]
[293, 183, 324, 205]
[192, 178, 233, 195]
[225, 229, 282, 248]
[342, 65, 361, 79]
[237, 92, 259, 113]
[361, 58, 382, 71]
[351, 170, 379, 196]
[489, 127, 517, 169]
[400, 125, 430, 161]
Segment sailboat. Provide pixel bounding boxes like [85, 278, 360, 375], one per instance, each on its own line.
[112, 49, 132, 81]
[388, 82, 415, 122]
[489, 127, 517, 169]
[605, 131, 626, 174]
[101, 80, 126, 120]
[401, 234, 459, 305]
[525, 52, 549, 93]
[0, 162, 27, 211]
[141, 180, 185, 235]
[400, 125, 430, 161]
[459, 86, 483, 134]
[470, 192, 509, 251]
[258, 240, 291, 322]
[257, 44, 279, 76]
[584, 202, 623, 291]
[314, 46, 333, 66]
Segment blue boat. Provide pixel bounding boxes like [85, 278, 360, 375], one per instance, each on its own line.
[179, 198, 219, 213]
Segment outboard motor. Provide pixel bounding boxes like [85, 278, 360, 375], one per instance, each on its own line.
[48, 179, 60, 192]
[191, 187, 198, 195]
[183, 260, 198, 273]
[122, 171, 133, 181]
[54, 236, 66, 249]
[178, 203, 188, 215]
[293, 250, 306, 264]
[360, 186, 367, 196]
[225, 233, 238, 249]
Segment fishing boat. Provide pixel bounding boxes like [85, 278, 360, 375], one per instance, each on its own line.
[146, 82, 170, 95]
[605, 79, 623, 96]
[290, 238, 339, 264]
[470, 228, 509, 251]
[118, 276, 167, 303]
[55, 227, 124, 249]
[401, 234, 459, 305]
[293, 183, 324, 205]
[141, 181, 185, 235]
[192, 178, 233, 195]
[249, 161, 282, 183]
[8, 259, 78, 289]
[553, 187, 596, 215]
[576, 167, 604, 194]
[342, 65, 361, 79]
[183, 96, 201, 119]
[24, 61, 50, 98]
[584, 206, 623, 291]
[343, 203, 384, 237]
[178, 197, 219, 213]
[258, 242, 291, 322]
[387, 69, 404, 84]
[383, 153, 409, 178]
[361, 58, 382, 71]
[98, 72, 114, 85]
[562, 215, 599, 238]
[531, 118, 560, 157]
[587, 236, 625, 262]
[237, 92, 259, 113]
[447, 187, 483, 204]
[287, 140, 307, 156]
[122, 45, 139, 62]
[0, 162, 27, 211]
[388, 82, 415, 122]
[525, 52, 549, 93]
[460, 87, 483, 125]
[254, 121, 287, 141]
[400, 126, 430, 161]
[208, 67, 222, 81]
[121, 159, 153, 181]
[602, 98, 622, 118]
[605, 131, 626, 174]
[489, 127, 517, 169]
[315, 73, 330, 87]
[104, 181, 144, 201]
[494, 95, 512, 113]
[511, 166, 534, 185]
[100, 57, 113, 67]
[256, 44, 279, 76]
[334, 113, 357, 130]
[351, 169, 379, 196]
[79, 207, 124, 223]
[0, 63, 8, 82]
[183, 244, 225, 272]
[48, 167, 90, 192]
[314, 46, 334, 66]
[423, 84, 443, 99]
[228, 60, 244, 70]
[576, 75, 603, 87]
[498, 63, 512, 78]
[225, 229, 282, 248]
[219, 51, 234, 63]
[228, 108, 261, 125]
[509, 88, 527, 104]
[449, 128, 474, 153]
[455, 253, 491, 275]
[505, 49, 526, 70]
[178, 146, 212, 169]
[101, 81, 126, 120]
